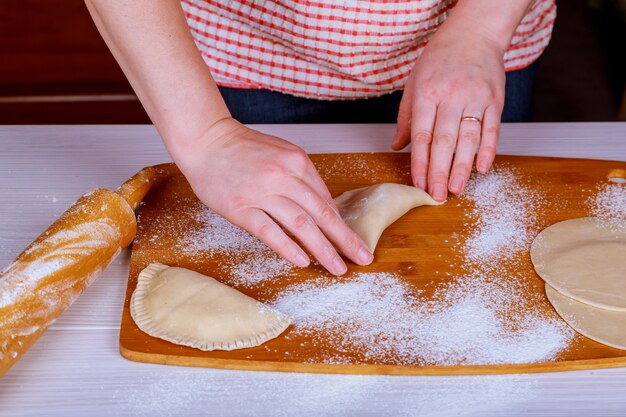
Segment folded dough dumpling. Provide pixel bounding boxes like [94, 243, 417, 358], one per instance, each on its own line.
[130, 263, 291, 351]
[334, 183, 441, 253]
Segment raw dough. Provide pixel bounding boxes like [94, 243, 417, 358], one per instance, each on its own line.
[545, 284, 626, 350]
[530, 217, 626, 310]
[334, 183, 441, 253]
[130, 263, 291, 351]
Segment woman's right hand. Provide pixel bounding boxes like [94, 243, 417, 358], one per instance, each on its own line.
[171, 118, 374, 276]
[85, 0, 370, 274]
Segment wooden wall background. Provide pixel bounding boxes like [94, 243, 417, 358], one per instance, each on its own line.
[0, 0, 150, 124]
[0, 0, 623, 124]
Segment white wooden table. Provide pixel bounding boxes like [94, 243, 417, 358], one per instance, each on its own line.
[1, 123, 626, 417]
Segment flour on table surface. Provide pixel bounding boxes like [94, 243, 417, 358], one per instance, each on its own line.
[113, 368, 535, 417]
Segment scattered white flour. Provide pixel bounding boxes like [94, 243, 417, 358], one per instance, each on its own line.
[268, 165, 575, 366]
[183, 207, 264, 254]
[587, 182, 626, 224]
[315, 154, 407, 181]
[272, 272, 573, 366]
[459, 166, 543, 267]
[137, 163, 575, 367]
[178, 202, 297, 287]
[228, 251, 295, 286]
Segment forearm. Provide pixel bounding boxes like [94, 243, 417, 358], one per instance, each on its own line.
[84, 0, 231, 157]
[437, 0, 535, 53]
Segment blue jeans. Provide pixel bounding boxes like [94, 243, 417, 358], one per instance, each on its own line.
[218, 62, 537, 124]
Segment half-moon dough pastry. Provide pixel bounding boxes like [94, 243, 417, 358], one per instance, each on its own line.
[334, 183, 441, 253]
[130, 263, 291, 351]
[531, 217, 626, 310]
[545, 284, 626, 350]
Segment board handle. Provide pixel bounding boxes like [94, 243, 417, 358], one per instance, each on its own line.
[0, 164, 176, 377]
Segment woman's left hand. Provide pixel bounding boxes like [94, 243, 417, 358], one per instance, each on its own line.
[392, 29, 506, 202]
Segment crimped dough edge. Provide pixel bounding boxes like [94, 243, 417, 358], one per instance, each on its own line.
[130, 263, 291, 351]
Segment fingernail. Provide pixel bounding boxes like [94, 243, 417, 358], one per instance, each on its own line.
[357, 246, 374, 265]
[415, 176, 427, 190]
[478, 160, 491, 173]
[332, 257, 348, 275]
[450, 175, 464, 193]
[432, 184, 446, 202]
[295, 251, 310, 268]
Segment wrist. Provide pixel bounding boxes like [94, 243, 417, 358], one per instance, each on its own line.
[418, 23, 506, 63]
[165, 116, 244, 175]
[437, 0, 533, 55]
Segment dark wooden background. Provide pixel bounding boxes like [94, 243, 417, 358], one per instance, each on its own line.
[0, 0, 149, 123]
[1, 0, 624, 124]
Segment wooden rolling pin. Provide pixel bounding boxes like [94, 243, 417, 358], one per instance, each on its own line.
[0, 163, 176, 377]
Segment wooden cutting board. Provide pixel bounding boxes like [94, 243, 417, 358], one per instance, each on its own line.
[119, 153, 626, 375]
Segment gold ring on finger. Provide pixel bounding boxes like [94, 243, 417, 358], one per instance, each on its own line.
[460, 116, 482, 123]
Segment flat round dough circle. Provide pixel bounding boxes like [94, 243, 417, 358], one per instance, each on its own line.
[531, 217, 626, 310]
[130, 263, 291, 351]
[545, 284, 626, 350]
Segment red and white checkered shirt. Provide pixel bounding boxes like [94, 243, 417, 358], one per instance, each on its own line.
[182, 0, 556, 99]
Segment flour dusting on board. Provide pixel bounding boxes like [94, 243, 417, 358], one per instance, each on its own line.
[459, 166, 543, 268]
[587, 182, 626, 226]
[315, 153, 407, 181]
[141, 164, 577, 366]
[176, 201, 297, 287]
[272, 273, 572, 366]
[183, 208, 261, 254]
[269, 165, 575, 366]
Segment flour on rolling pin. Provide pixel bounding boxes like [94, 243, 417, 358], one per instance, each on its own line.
[0, 189, 136, 375]
[0, 164, 175, 376]
[1, 221, 124, 308]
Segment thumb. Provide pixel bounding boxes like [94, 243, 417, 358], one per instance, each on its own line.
[392, 87, 413, 150]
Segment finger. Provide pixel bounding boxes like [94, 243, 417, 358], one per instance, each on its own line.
[265, 196, 349, 276]
[428, 104, 463, 201]
[410, 98, 437, 190]
[285, 179, 374, 267]
[299, 161, 340, 227]
[301, 166, 334, 203]
[392, 86, 413, 150]
[234, 208, 310, 268]
[449, 108, 484, 194]
[282, 147, 335, 203]
[476, 104, 502, 173]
